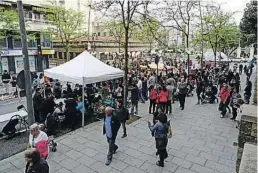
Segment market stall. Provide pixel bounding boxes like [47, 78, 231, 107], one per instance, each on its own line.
[44, 51, 124, 126]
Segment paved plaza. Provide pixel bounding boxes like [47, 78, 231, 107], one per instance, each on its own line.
[0, 70, 255, 173]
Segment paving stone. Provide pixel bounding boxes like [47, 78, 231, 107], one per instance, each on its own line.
[81, 147, 98, 157]
[194, 143, 212, 152]
[59, 158, 80, 170]
[181, 146, 200, 156]
[205, 142, 225, 151]
[64, 149, 83, 160]
[163, 162, 178, 172]
[56, 168, 72, 173]
[205, 160, 236, 173]
[71, 164, 94, 173]
[48, 159, 62, 173]
[137, 145, 156, 155]
[175, 167, 197, 173]
[123, 148, 143, 158]
[185, 154, 207, 166]
[92, 152, 107, 164]
[171, 157, 193, 169]
[122, 166, 146, 173]
[168, 148, 187, 159]
[77, 155, 97, 167]
[218, 158, 236, 168]
[199, 152, 220, 162]
[137, 153, 157, 164]
[108, 169, 122, 173]
[90, 161, 112, 173]
[139, 162, 162, 173]
[49, 153, 67, 163]
[123, 155, 145, 168]
[3, 167, 22, 173]
[56, 144, 72, 154]
[110, 159, 129, 171]
[10, 158, 25, 169]
[190, 163, 220, 173]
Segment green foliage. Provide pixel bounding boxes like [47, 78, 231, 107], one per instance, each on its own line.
[41, 2, 84, 51]
[193, 7, 240, 56]
[240, 1, 257, 46]
[133, 17, 161, 46]
[0, 7, 19, 31]
[104, 20, 125, 45]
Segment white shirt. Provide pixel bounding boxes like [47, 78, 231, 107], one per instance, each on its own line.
[137, 80, 142, 90]
[29, 130, 48, 148]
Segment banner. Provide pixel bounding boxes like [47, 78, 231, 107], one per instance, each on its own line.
[15, 56, 36, 73]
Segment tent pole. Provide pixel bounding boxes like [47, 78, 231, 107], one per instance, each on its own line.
[82, 79, 85, 127]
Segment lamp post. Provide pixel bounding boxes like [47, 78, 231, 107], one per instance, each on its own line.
[199, 1, 204, 68]
[154, 55, 160, 84]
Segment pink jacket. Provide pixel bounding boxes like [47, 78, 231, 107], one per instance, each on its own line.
[35, 140, 48, 159]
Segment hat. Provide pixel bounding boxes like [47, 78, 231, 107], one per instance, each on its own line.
[105, 106, 114, 111]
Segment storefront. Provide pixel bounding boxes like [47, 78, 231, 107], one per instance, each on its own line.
[41, 49, 55, 70]
[0, 49, 47, 74]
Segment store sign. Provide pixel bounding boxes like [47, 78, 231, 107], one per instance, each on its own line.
[1, 50, 38, 56]
[42, 49, 55, 55]
[15, 56, 36, 74]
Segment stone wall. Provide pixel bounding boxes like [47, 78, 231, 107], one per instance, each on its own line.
[236, 105, 257, 172]
[239, 143, 257, 173]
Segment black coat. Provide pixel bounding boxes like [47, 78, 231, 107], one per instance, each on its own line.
[103, 114, 121, 140]
[25, 158, 49, 173]
[115, 107, 129, 123]
[130, 86, 139, 104]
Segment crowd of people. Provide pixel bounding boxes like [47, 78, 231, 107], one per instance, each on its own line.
[3, 59, 253, 172]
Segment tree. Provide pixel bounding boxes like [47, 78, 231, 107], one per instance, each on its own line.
[41, 1, 84, 61]
[192, 5, 238, 63]
[157, 1, 198, 74]
[105, 20, 125, 53]
[240, 1, 257, 47]
[133, 17, 164, 50]
[94, 0, 147, 104]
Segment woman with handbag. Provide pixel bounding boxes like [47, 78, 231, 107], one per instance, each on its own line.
[149, 86, 157, 114]
[148, 113, 169, 167]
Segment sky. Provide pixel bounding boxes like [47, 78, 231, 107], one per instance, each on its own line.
[215, 0, 250, 25]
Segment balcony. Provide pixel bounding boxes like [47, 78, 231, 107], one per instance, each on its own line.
[25, 18, 53, 31]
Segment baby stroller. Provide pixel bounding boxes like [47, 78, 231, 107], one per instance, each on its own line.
[39, 113, 58, 152]
[202, 85, 218, 104]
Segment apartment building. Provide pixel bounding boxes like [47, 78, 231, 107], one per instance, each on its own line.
[0, 1, 55, 74]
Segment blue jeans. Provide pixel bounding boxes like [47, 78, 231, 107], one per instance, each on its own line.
[138, 89, 145, 102]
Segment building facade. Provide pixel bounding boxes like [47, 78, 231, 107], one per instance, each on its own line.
[50, 36, 150, 66]
[0, 1, 55, 74]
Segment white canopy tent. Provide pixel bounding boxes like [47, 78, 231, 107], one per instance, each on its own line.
[204, 50, 229, 62]
[44, 51, 124, 126]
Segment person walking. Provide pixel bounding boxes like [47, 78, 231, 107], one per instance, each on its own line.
[230, 87, 242, 120]
[103, 107, 121, 165]
[177, 78, 187, 110]
[130, 83, 139, 115]
[116, 100, 129, 138]
[219, 83, 231, 118]
[149, 86, 157, 114]
[239, 64, 243, 75]
[166, 82, 173, 114]
[24, 148, 49, 173]
[137, 77, 145, 103]
[244, 80, 252, 104]
[148, 113, 169, 167]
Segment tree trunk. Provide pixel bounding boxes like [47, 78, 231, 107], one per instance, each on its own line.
[186, 35, 189, 75]
[123, 28, 129, 105]
[66, 50, 70, 62]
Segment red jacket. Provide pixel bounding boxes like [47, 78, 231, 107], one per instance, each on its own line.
[220, 87, 230, 102]
[149, 89, 157, 100]
[159, 90, 168, 103]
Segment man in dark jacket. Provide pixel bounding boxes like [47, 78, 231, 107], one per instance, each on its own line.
[103, 107, 121, 165]
[115, 100, 129, 138]
[33, 88, 43, 123]
[129, 83, 139, 115]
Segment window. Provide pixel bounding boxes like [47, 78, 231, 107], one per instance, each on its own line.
[41, 33, 52, 48]
[58, 52, 63, 59]
[35, 13, 40, 20]
[0, 37, 7, 48]
[40, 14, 44, 21]
[13, 37, 22, 48]
[28, 39, 36, 48]
[97, 32, 101, 36]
